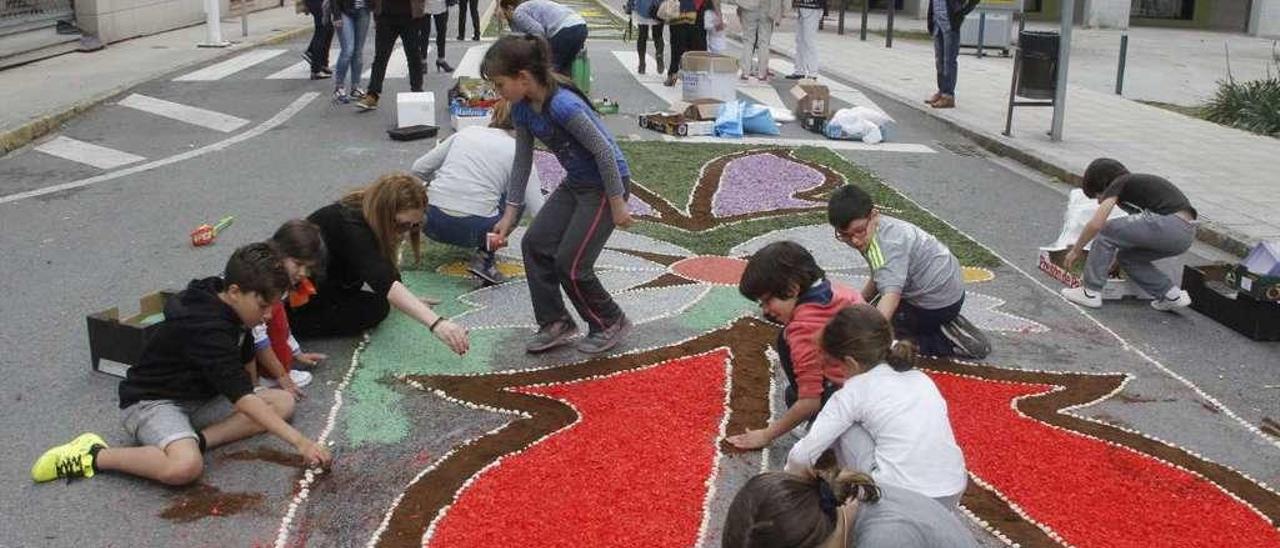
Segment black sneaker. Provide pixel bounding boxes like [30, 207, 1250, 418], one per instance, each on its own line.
[940, 314, 991, 359]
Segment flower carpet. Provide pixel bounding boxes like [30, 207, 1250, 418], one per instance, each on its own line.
[272, 144, 1280, 547]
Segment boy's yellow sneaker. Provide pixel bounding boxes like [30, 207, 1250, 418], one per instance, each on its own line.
[31, 433, 107, 483]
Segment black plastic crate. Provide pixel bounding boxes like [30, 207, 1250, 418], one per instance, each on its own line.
[1182, 264, 1280, 342]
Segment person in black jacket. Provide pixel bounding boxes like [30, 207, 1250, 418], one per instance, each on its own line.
[925, 0, 979, 109]
[288, 173, 470, 354]
[31, 244, 333, 485]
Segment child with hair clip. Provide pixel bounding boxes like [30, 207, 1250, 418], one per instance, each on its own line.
[483, 34, 633, 355]
[785, 304, 968, 508]
[252, 220, 330, 396]
[722, 469, 977, 547]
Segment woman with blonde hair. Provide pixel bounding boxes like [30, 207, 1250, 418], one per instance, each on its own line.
[722, 469, 976, 547]
[288, 173, 469, 355]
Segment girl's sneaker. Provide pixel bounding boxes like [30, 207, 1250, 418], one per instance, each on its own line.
[349, 88, 366, 100]
[332, 87, 349, 104]
[259, 369, 314, 389]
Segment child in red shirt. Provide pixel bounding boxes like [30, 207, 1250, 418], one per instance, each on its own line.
[729, 241, 864, 451]
[252, 220, 329, 396]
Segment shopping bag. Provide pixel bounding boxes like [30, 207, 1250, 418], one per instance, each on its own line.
[741, 102, 779, 135]
[714, 100, 743, 138]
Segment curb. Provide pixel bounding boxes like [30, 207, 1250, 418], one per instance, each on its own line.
[732, 30, 1253, 258]
[0, 24, 311, 158]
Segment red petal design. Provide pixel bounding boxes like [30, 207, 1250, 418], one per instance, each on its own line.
[933, 371, 1280, 547]
[427, 349, 732, 547]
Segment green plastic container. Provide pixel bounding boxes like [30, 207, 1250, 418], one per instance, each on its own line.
[571, 50, 591, 95]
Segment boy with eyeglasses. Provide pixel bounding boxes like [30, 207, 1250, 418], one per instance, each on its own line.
[827, 185, 990, 359]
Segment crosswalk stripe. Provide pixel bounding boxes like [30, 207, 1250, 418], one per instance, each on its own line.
[611, 50, 681, 105]
[737, 82, 789, 111]
[664, 134, 935, 153]
[455, 43, 491, 78]
[265, 48, 339, 80]
[362, 46, 415, 80]
[34, 136, 146, 169]
[118, 94, 250, 133]
[174, 49, 287, 81]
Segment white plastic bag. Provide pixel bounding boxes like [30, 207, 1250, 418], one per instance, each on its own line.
[1043, 188, 1127, 251]
[825, 106, 895, 143]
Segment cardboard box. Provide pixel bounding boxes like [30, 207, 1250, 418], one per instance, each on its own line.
[638, 112, 714, 137]
[397, 92, 436, 128]
[1183, 264, 1280, 341]
[1226, 264, 1280, 302]
[677, 99, 724, 121]
[451, 112, 493, 131]
[1037, 249, 1150, 300]
[791, 80, 831, 117]
[680, 52, 738, 103]
[87, 291, 174, 378]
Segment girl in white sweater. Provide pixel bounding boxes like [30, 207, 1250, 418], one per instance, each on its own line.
[785, 303, 968, 506]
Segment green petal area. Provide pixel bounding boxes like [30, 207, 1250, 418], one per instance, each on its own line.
[619, 143, 1000, 267]
[343, 263, 500, 447]
[678, 286, 757, 332]
[789, 147, 1000, 268]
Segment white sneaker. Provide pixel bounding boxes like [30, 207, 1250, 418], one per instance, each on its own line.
[1061, 286, 1102, 308]
[259, 369, 313, 389]
[1150, 289, 1192, 312]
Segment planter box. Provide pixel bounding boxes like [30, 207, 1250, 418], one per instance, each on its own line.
[1183, 264, 1280, 342]
[87, 291, 174, 378]
[1038, 249, 1149, 300]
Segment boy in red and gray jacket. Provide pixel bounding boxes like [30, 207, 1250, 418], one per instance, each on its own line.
[729, 240, 864, 451]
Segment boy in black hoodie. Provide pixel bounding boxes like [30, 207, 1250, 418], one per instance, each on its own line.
[32, 243, 332, 485]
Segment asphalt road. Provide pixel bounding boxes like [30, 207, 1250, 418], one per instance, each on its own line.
[1, 28, 1277, 547]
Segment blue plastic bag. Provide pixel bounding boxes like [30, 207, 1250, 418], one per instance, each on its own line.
[714, 101, 743, 138]
[741, 103, 779, 135]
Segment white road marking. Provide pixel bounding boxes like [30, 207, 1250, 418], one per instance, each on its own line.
[663, 134, 935, 153]
[174, 49, 287, 81]
[265, 48, 342, 79]
[33, 136, 145, 169]
[362, 45, 431, 80]
[455, 43, 492, 78]
[612, 50, 681, 105]
[1, 93, 319, 205]
[118, 93, 250, 133]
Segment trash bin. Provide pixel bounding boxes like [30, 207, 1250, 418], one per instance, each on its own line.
[1016, 30, 1059, 100]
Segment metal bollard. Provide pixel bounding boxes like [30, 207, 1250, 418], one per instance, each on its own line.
[860, 0, 869, 41]
[976, 11, 986, 58]
[886, 0, 895, 48]
[1115, 33, 1128, 95]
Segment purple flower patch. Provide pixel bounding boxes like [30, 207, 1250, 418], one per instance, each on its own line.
[711, 154, 826, 218]
[535, 150, 657, 217]
[535, 150, 566, 195]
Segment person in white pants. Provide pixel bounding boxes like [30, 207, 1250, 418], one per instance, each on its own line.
[788, 0, 823, 79]
[737, 0, 783, 80]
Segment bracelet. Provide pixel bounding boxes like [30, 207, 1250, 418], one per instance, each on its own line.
[429, 316, 446, 332]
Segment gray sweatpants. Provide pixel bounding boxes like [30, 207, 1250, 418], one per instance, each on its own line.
[521, 182, 626, 334]
[1084, 211, 1195, 298]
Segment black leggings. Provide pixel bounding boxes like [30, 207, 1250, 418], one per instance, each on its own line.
[636, 23, 664, 64]
[417, 11, 449, 61]
[288, 288, 390, 338]
[457, 0, 481, 39]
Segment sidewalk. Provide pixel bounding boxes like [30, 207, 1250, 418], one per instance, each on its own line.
[724, 9, 1279, 254]
[0, 5, 314, 155]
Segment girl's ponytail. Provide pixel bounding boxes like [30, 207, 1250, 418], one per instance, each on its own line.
[819, 468, 882, 505]
[820, 304, 913, 372]
[886, 338, 917, 372]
